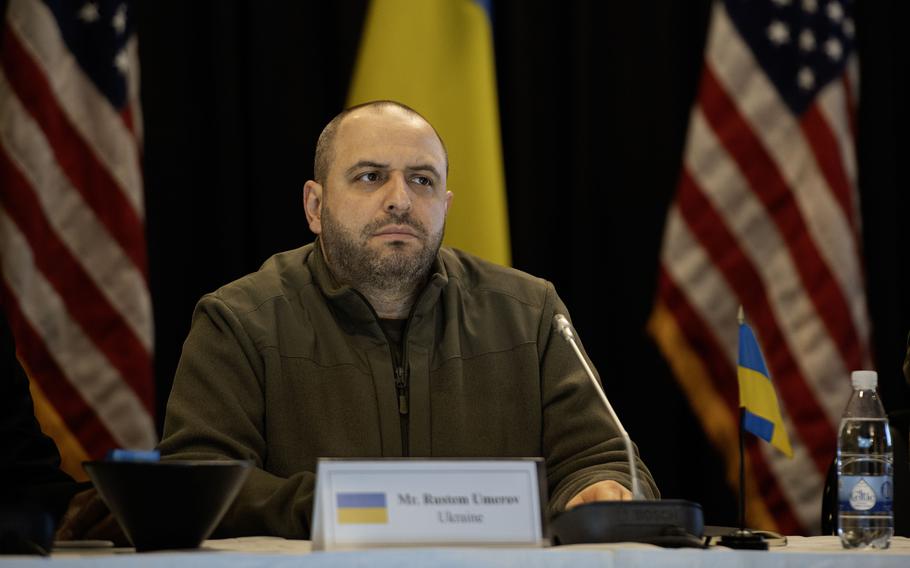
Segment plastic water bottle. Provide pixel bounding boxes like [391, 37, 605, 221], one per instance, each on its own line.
[837, 370, 893, 549]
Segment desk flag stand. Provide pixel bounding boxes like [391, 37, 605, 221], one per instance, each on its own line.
[718, 307, 793, 550]
[717, 405, 770, 550]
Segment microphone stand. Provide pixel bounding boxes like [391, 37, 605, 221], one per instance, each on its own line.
[548, 315, 705, 547]
[554, 315, 642, 499]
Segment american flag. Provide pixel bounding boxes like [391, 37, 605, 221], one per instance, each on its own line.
[0, 0, 156, 472]
[649, 0, 867, 534]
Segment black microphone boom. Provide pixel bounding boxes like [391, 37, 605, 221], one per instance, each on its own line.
[548, 314, 706, 548]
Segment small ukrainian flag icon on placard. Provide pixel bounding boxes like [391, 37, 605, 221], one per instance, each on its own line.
[336, 492, 388, 524]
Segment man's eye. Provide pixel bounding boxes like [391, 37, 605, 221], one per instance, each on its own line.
[412, 176, 432, 187]
[358, 172, 381, 182]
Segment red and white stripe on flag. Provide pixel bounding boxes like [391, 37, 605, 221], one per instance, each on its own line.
[0, 0, 156, 473]
[649, 0, 869, 535]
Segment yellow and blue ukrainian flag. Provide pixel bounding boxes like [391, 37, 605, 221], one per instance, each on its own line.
[336, 492, 389, 524]
[347, 0, 510, 266]
[738, 321, 793, 457]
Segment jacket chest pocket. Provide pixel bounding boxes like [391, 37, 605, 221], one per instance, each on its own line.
[428, 347, 542, 457]
[265, 358, 384, 472]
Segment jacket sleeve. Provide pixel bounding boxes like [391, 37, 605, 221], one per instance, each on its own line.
[537, 284, 659, 516]
[158, 294, 313, 538]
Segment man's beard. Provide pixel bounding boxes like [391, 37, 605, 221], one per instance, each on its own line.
[319, 205, 444, 295]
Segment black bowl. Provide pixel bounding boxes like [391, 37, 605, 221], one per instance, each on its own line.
[83, 460, 251, 551]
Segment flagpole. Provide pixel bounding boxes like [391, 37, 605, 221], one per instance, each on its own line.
[739, 407, 747, 531]
[738, 307, 746, 532]
[718, 307, 769, 550]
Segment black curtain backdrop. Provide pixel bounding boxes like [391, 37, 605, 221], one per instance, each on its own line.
[136, 1, 909, 527]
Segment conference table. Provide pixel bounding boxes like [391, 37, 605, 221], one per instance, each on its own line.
[5, 536, 910, 568]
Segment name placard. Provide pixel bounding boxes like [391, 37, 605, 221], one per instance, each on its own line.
[311, 459, 547, 550]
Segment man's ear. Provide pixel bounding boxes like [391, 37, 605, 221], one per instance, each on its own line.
[303, 180, 324, 234]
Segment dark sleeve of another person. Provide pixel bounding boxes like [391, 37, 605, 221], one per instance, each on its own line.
[0, 314, 84, 522]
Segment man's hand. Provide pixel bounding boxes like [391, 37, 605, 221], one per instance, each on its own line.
[55, 488, 128, 545]
[565, 480, 633, 510]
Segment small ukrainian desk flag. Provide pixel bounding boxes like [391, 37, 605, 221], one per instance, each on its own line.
[336, 492, 389, 524]
[738, 312, 793, 457]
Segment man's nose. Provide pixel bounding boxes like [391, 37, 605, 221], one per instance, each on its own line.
[383, 172, 412, 213]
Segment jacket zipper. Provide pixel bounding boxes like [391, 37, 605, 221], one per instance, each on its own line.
[349, 288, 415, 456]
[395, 365, 409, 415]
[393, 301, 414, 457]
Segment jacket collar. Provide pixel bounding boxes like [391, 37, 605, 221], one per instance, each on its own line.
[306, 237, 449, 329]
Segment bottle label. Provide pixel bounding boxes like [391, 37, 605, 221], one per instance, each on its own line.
[838, 475, 893, 513]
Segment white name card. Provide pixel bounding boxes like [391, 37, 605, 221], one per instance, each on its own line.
[311, 458, 547, 550]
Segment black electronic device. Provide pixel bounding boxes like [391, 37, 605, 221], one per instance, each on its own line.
[550, 499, 705, 547]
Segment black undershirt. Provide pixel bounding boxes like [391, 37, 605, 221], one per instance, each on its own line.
[378, 318, 406, 363]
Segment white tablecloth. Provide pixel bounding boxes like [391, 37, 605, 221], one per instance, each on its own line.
[4, 536, 909, 568]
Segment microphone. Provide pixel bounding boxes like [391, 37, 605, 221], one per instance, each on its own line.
[549, 314, 705, 547]
[553, 314, 642, 500]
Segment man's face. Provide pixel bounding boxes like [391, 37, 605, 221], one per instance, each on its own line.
[304, 108, 452, 292]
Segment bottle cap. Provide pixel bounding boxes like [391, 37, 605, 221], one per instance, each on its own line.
[851, 370, 877, 390]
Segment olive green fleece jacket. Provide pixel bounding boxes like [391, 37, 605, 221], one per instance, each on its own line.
[159, 242, 658, 538]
